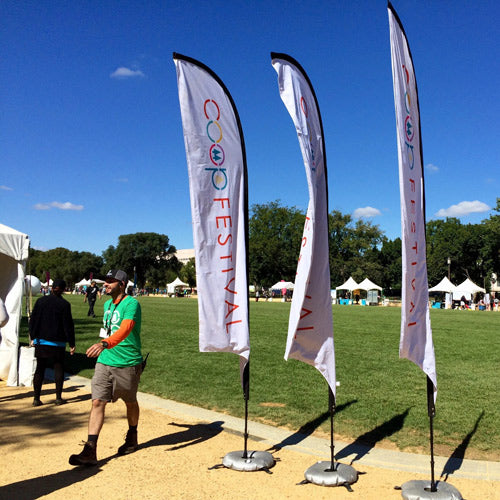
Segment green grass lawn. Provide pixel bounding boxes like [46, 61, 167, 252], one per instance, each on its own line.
[20, 295, 500, 460]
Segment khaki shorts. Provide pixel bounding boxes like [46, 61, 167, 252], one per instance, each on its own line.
[91, 362, 142, 403]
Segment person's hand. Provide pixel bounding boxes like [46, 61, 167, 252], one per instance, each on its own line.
[70, 346, 76, 355]
[86, 343, 105, 358]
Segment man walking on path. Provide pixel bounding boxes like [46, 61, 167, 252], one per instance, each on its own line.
[69, 269, 143, 466]
[29, 279, 75, 406]
[84, 281, 100, 317]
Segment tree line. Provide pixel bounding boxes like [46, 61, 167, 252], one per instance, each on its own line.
[28, 199, 499, 294]
[249, 199, 500, 294]
[28, 233, 191, 290]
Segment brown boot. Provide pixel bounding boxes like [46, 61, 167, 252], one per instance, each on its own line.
[117, 430, 138, 455]
[69, 441, 97, 466]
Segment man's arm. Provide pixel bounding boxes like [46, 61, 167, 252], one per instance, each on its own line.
[86, 319, 135, 357]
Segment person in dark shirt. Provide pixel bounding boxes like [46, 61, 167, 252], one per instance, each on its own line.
[29, 279, 75, 406]
[84, 281, 100, 317]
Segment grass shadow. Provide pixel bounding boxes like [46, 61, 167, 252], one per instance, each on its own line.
[335, 408, 410, 464]
[267, 399, 358, 452]
[440, 411, 484, 480]
[139, 420, 224, 451]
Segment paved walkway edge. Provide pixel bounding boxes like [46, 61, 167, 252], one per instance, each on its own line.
[67, 374, 500, 481]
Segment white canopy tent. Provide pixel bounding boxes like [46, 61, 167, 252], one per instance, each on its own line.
[453, 278, 485, 301]
[167, 277, 188, 295]
[271, 281, 294, 290]
[0, 223, 30, 386]
[429, 276, 456, 293]
[75, 278, 91, 287]
[357, 278, 382, 291]
[335, 276, 359, 291]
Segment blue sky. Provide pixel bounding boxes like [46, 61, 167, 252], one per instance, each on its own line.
[1, 0, 498, 256]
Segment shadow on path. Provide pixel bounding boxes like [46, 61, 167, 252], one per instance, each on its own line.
[0, 453, 119, 500]
[139, 420, 224, 451]
[0, 384, 92, 446]
[335, 408, 410, 464]
[441, 411, 484, 481]
[267, 399, 358, 452]
[0, 384, 85, 403]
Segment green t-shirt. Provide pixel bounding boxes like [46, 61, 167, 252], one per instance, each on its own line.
[98, 295, 142, 367]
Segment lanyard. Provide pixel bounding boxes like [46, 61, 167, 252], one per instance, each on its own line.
[104, 294, 126, 334]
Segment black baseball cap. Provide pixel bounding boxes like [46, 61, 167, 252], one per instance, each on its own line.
[105, 269, 128, 284]
[52, 279, 66, 289]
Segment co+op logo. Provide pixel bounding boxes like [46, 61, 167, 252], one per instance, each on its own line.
[300, 97, 316, 171]
[402, 65, 415, 170]
[204, 99, 227, 190]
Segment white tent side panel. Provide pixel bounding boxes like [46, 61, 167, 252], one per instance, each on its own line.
[0, 224, 30, 386]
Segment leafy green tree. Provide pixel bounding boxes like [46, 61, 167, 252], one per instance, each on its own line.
[328, 211, 384, 287]
[248, 201, 305, 287]
[378, 237, 402, 292]
[28, 247, 103, 287]
[102, 232, 178, 288]
[180, 258, 196, 288]
[481, 198, 500, 290]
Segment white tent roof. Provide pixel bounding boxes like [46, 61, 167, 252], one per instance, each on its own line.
[0, 223, 30, 385]
[429, 276, 456, 293]
[455, 278, 485, 294]
[0, 223, 29, 261]
[75, 279, 91, 286]
[335, 277, 359, 291]
[271, 281, 294, 290]
[167, 277, 188, 288]
[357, 278, 382, 291]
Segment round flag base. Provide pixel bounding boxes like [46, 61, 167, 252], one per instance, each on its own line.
[222, 450, 275, 472]
[304, 461, 358, 487]
[401, 480, 463, 500]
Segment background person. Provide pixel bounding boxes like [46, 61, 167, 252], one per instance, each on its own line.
[29, 279, 75, 406]
[84, 280, 100, 317]
[69, 269, 143, 467]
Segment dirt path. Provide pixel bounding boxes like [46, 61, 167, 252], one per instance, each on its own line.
[0, 382, 497, 500]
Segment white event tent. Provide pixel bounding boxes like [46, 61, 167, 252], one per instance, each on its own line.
[357, 278, 382, 291]
[167, 277, 188, 295]
[335, 276, 359, 292]
[271, 281, 294, 290]
[429, 276, 456, 293]
[0, 223, 30, 385]
[453, 278, 485, 301]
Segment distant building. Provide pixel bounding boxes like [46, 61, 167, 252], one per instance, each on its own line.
[175, 249, 195, 265]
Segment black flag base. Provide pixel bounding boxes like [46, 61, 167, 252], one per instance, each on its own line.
[222, 450, 275, 472]
[400, 480, 463, 500]
[303, 461, 358, 488]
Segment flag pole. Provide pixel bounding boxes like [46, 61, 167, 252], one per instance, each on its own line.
[242, 361, 250, 459]
[327, 387, 336, 472]
[388, 4, 463, 497]
[173, 52, 273, 472]
[271, 52, 357, 488]
[426, 375, 436, 492]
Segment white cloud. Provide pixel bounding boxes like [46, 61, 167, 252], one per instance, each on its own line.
[33, 201, 84, 211]
[353, 206, 382, 218]
[0, 185, 13, 191]
[110, 67, 145, 79]
[426, 163, 439, 173]
[435, 200, 491, 217]
[116, 177, 129, 183]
